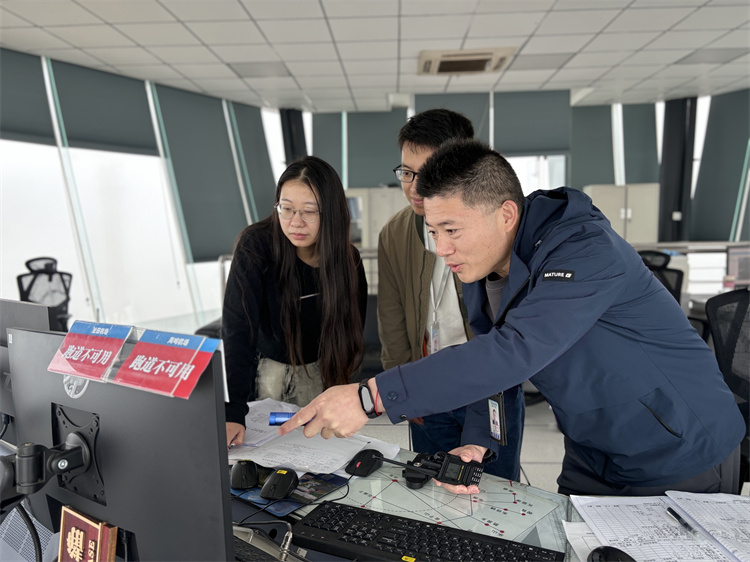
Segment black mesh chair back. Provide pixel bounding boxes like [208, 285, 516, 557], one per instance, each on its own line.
[16, 257, 72, 332]
[638, 250, 684, 302]
[706, 288, 749, 493]
[639, 250, 672, 269]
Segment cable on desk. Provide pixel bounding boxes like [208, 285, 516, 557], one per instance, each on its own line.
[0, 413, 10, 441]
[520, 464, 531, 486]
[234, 520, 309, 562]
[15, 504, 42, 562]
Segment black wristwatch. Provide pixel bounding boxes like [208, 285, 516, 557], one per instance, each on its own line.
[358, 379, 380, 418]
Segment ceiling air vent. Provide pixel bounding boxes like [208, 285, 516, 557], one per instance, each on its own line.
[418, 47, 516, 75]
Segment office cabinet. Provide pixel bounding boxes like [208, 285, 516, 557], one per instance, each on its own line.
[583, 183, 660, 244]
[346, 187, 408, 292]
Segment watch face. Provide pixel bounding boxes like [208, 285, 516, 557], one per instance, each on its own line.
[359, 382, 374, 412]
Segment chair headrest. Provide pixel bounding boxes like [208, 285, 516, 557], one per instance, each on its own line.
[25, 257, 58, 272]
[638, 250, 671, 270]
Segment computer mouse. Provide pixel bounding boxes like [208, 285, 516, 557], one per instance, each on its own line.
[345, 449, 383, 477]
[230, 460, 258, 490]
[587, 545, 636, 562]
[259, 468, 299, 500]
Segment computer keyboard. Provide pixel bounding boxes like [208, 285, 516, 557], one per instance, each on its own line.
[292, 501, 565, 561]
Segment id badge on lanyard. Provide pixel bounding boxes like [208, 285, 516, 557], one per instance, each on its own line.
[488, 393, 507, 446]
[429, 321, 440, 354]
[425, 221, 450, 355]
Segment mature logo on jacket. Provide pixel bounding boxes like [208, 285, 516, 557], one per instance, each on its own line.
[542, 270, 575, 282]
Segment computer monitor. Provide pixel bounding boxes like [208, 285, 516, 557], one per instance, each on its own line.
[727, 246, 750, 289]
[7, 327, 233, 560]
[0, 299, 51, 445]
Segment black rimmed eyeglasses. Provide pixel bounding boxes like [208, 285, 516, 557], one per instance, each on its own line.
[393, 166, 418, 183]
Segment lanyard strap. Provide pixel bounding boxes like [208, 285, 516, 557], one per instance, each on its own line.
[425, 221, 451, 323]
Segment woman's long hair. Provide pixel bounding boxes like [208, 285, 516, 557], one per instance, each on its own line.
[237, 156, 364, 388]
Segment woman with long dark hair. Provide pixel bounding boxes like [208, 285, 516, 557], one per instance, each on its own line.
[223, 156, 367, 448]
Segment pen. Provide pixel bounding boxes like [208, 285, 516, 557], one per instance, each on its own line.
[667, 507, 697, 535]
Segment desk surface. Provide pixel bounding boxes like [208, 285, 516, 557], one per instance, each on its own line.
[294, 450, 573, 557]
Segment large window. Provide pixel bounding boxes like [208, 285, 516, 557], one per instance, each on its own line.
[0, 140, 89, 318]
[67, 147, 195, 325]
[507, 155, 567, 196]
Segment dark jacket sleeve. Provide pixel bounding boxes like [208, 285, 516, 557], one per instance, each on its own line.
[222, 232, 267, 426]
[376, 224, 629, 422]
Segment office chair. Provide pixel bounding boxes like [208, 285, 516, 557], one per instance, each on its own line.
[706, 288, 749, 494]
[16, 257, 72, 332]
[638, 250, 684, 303]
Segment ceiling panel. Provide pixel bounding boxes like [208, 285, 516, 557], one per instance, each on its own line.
[583, 32, 659, 51]
[0, 0, 746, 112]
[191, 77, 249, 91]
[521, 34, 594, 54]
[78, 0, 175, 24]
[256, 19, 331, 44]
[150, 45, 223, 64]
[536, 9, 621, 35]
[242, 1, 326, 20]
[0, 8, 34, 27]
[185, 21, 265, 45]
[0, 27, 73, 50]
[400, 15, 473, 40]
[337, 40, 398, 60]
[160, 1, 249, 22]
[329, 17, 398, 42]
[87, 46, 163, 65]
[674, 5, 750, 30]
[116, 23, 202, 46]
[322, 0, 399, 18]
[647, 30, 726, 49]
[274, 42, 338, 61]
[468, 12, 546, 37]
[1, 1, 101, 26]
[605, 7, 698, 32]
[500, 69, 557, 83]
[285, 60, 343, 76]
[48, 25, 135, 48]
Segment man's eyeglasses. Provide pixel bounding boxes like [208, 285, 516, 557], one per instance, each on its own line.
[393, 166, 418, 183]
[275, 203, 320, 223]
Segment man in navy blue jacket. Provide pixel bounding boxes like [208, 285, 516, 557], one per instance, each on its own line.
[281, 139, 744, 496]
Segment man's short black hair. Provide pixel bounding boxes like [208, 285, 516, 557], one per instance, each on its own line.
[397, 108, 474, 151]
[417, 139, 525, 216]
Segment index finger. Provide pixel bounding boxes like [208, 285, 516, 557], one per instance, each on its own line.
[278, 404, 315, 436]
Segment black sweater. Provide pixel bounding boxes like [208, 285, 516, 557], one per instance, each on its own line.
[223, 223, 368, 424]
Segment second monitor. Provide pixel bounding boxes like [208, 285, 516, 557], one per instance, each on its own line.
[7, 327, 233, 561]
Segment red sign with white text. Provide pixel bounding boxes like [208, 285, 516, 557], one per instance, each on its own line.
[114, 330, 219, 398]
[48, 322, 132, 381]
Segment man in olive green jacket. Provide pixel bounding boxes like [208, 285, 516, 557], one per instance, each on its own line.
[376, 109, 523, 480]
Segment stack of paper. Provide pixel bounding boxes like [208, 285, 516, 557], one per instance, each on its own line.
[571, 492, 750, 562]
[228, 398, 400, 475]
